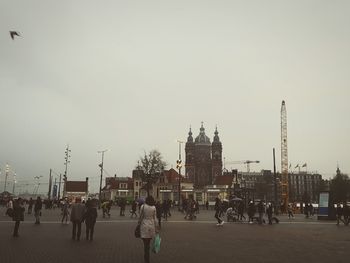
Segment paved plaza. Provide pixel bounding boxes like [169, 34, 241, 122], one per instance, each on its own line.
[1, 207, 349, 263]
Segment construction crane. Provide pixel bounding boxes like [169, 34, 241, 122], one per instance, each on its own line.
[281, 100, 289, 208]
[224, 159, 260, 173]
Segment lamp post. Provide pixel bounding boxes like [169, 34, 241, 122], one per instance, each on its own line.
[4, 163, 9, 192]
[63, 146, 71, 198]
[176, 140, 184, 211]
[12, 173, 17, 195]
[98, 149, 108, 205]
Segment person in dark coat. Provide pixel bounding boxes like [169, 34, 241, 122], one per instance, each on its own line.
[83, 200, 97, 241]
[266, 203, 273, 225]
[130, 200, 138, 218]
[155, 201, 163, 229]
[336, 203, 344, 226]
[237, 201, 245, 221]
[257, 200, 265, 224]
[214, 197, 224, 225]
[247, 200, 256, 223]
[12, 198, 25, 237]
[34, 197, 42, 224]
[70, 197, 86, 241]
[28, 198, 33, 214]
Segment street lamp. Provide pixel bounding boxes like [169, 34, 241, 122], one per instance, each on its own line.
[98, 149, 108, 205]
[63, 146, 71, 197]
[176, 140, 184, 211]
[12, 173, 17, 195]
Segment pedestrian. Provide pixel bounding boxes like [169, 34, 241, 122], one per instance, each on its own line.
[257, 200, 264, 224]
[162, 200, 168, 221]
[70, 197, 86, 241]
[195, 200, 200, 214]
[166, 199, 172, 217]
[336, 203, 344, 226]
[287, 204, 294, 219]
[266, 203, 273, 225]
[34, 196, 42, 224]
[205, 200, 209, 210]
[28, 197, 33, 214]
[120, 198, 126, 216]
[61, 197, 70, 224]
[247, 200, 256, 223]
[343, 204, 350, 226]
[83, 199, 97, 241]
[12, 198, 25, 237]
[130, 200, 138, 218]
[155, 200, 163, 229]
[214, 197, 224, 226]
[138, 195, 158, 263]
[237, 201, 245, 221]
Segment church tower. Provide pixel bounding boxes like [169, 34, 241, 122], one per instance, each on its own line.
[211, 126, 223, 182]
[185, 127, 195, 182]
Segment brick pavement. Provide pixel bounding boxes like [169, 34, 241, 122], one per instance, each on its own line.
[0, 207, 349, 263]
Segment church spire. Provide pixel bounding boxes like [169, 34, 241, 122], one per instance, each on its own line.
[213, 125, 220, 143]
[187, 126, 193, 143]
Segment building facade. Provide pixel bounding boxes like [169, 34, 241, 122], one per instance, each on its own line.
[288, 172, 322, 203]
[185, 123, 223, 188]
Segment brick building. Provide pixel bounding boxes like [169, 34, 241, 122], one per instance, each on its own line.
[185, 123, 223, 188]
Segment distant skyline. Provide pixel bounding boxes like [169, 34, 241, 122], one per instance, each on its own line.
[1, 0, 349, 193]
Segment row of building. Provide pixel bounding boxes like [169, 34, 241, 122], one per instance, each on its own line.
[62, 124, 323, 205]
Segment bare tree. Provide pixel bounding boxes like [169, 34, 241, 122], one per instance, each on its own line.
[137, 150, 167, 196]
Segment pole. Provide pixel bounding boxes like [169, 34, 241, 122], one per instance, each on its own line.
[53, 177, 57, 199]
[48, 169, 52, 200]
[12, 173, 16, 195]
[98, 150, 108, 206]
[4, 164, 9, 192]
[177, 140, 184, 211]
[273, 148, 278, 215]
[63, 145, 71, 198]
[58, 173, 62, 200]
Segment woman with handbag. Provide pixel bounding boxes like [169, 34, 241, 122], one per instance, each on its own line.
[137, 196, 158, 263]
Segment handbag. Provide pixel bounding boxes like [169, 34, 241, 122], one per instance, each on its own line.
[134, 224, 141, 238]
[152, 234, 161, 254]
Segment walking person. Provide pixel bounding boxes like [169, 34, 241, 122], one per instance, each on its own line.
[237, 201, 246, 221]
[28, 198, 33, 214]
[130, 200, 138, 218]
[336, 203, 344, 226]
[34, 197, 42, 224]
[214, 197, 224, 226]
[61, 198, 69, 224]
[287, 204, 294, 219]
[138, 196, 158, 263]
[205, 200, 209, 210]
[155, 201, 163, 229]
[257, 200, 264, 225]
[266, 203, 273, 225]
[247, 200, 256, 224]
[12, 198, 25, 237]
[83, 200, 97, 241]
[162, 200, 168, 221]
[70, 197, 86, 241]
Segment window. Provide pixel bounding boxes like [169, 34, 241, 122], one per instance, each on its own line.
[119, 183, 127, 189]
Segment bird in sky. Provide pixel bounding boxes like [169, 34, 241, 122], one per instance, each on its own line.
[10, 31, 21, 40]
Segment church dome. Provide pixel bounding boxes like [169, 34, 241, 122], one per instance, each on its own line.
[195, 123, 211, 144]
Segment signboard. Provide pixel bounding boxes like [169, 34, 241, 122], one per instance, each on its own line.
[318, 192, 329, 218]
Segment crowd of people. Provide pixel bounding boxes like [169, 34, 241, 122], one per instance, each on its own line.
[3, 195, 350, 263]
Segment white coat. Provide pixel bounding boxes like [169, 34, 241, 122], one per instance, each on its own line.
[139, 204, 157, 239]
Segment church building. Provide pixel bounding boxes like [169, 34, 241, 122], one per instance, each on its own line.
[185, 123, 223, 188]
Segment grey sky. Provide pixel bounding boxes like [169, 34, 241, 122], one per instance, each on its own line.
[1, 0, 349, 193]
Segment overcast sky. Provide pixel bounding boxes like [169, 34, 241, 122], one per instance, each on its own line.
[1, 0, 349, 194]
